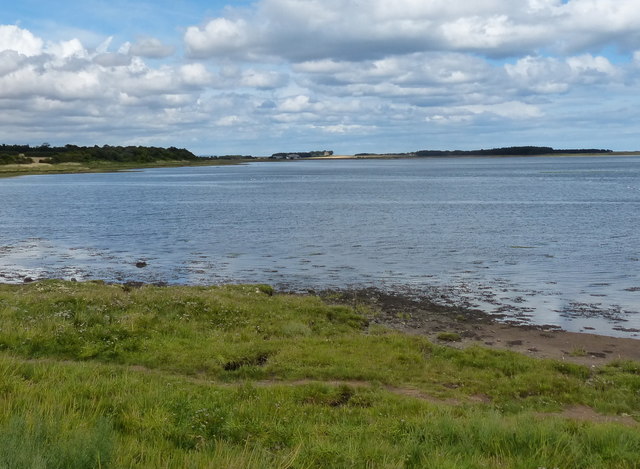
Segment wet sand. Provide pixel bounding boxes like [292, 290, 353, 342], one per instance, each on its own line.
[320, 288, 640, 367]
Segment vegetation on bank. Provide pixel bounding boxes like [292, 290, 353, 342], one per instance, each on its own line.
[414, 146, 612, 157]
[0, 280, 638, 468]
[0, 143, 202, 165]
[0, 143, 627, 179]
[0, 144, 254, 178]
[356, 146, 613, 157]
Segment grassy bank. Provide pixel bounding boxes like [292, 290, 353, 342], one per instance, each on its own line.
[0, 158, 250, 179]
[0, 280, 638, 468]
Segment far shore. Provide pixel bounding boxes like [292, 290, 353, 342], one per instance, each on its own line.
[2, 151, 639, 179]
[311, 151, 640, 160]
[0, 157, 248, 179]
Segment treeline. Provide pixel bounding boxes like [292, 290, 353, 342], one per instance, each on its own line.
[0, 153, 33, 165]
[414, 146, 612, 157]
[0, 144, 199, 165]
[355, 146, 613, 157]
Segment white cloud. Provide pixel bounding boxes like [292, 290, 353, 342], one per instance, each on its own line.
[318, 123, 370, 134]
[566, 54, 616, 76]
[439, 15, 547, 55]
[506, 53, 620, 94]
[505, 56, 572, 93]
[278, 95, 311, 113]
[182, 0, 640, 63]
[0, 24, 219, 146]
[216, 115, 243, 126]
[180, 63, 212, 86]
[240, 69, 288, 89]
[0, 25, 43, 56]
[463, 101, 543, 119]
[129, 37, 175, 58]
[45, 38, 86, 59]
[293, 59, 346, 74]
[185, 18, 252, 58]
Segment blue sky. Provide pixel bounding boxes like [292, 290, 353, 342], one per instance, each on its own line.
[1, 0, 639, 155]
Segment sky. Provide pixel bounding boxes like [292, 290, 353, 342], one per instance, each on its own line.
[1, 0, 640, 155]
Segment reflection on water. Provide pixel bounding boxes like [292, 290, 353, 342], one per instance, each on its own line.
[1, 156, 639, 337]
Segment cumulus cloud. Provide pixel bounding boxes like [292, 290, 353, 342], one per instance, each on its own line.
[240, 69, 288, 89]
[185, 18, 253, 58]
[184, 0, 640, 62]
[129, 37, 175, 58]
[278, 95, 311, 113]
[0, 25, 43, 56]
[177, 0, 640, 151]
[505, 56, 572, 94]
[180, 63, 212, 86]
[0, 25, 214, 145]
[506, 53, 619, 95]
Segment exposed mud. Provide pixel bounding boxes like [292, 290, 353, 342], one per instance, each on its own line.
[316, 287, 640, 367]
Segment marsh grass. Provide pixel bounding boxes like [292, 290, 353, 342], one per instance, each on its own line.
[0, 280, 638, 467]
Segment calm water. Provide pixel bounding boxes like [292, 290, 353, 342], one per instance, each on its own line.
[2, 157, 639, 337]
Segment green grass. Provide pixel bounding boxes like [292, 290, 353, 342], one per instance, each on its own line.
[0, 280, 638, 468]
[436, 331, 462, 342]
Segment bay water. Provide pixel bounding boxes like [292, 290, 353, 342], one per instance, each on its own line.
[1, 156, 639, 337]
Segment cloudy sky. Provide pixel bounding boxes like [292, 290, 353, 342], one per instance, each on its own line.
[2, 0, 639, 155]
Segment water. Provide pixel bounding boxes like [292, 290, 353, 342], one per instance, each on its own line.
[1, 156, 639, 337]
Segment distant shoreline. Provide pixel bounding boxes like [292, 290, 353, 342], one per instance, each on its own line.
[2, 151, 639, 179]
[312, 151, 640, 160]
[0, 157, 248, 179]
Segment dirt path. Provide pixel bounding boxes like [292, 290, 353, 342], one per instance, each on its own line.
[18, 354, 638, 427]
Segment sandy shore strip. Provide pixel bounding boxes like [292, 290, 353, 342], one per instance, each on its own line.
[319, 288, 640, 367]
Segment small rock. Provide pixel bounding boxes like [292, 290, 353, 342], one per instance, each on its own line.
[135, 261, 147, 268]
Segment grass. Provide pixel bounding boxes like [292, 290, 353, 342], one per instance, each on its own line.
[436, 331, 462, 342]
[0, 280, 638, 467]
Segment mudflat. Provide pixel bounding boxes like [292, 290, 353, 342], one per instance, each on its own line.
[321, 288, 640, 367]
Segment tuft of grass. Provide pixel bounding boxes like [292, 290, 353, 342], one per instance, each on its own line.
[570, 347, 588, 357]
[437, 331, 462, 342]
